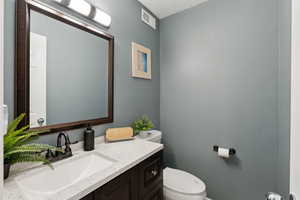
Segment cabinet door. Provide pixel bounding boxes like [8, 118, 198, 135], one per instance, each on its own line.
[143, 185, 163, 200]
[94, 168, 138, 200]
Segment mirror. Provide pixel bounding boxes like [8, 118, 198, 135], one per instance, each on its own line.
[29, 10, 109, 128]
[15, 0, 114, 133]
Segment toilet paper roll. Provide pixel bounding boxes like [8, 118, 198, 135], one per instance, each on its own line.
[218, 148, 230, 158]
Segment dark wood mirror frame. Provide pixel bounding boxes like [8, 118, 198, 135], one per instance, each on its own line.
[15, 0, 114, 134]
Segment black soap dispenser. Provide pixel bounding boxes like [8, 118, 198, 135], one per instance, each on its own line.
[84, 125, 95, 151]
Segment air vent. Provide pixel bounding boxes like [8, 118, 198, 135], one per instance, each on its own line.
[141, 8, 156, 30]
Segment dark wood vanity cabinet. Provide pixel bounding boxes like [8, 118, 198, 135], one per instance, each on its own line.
[143, 186, 163, 200]
[81, 151, 163, 200]
[94, 167, 138, 200]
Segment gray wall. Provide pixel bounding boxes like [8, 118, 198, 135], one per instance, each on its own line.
[4, 0, 160, 144]
[160, 0, 283, 199]
[277, 0, 291, 197]
[31, 10, 108, 125]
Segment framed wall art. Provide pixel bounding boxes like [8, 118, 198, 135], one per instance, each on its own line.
[132, 42, 152, 79]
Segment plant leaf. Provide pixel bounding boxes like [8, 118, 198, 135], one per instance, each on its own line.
[7, 113, 26, 134]
[4, 144, 60, 159]
[10, 153, 53, 169]
[131, 115, 154, 135]
[5, 125, 29, 138]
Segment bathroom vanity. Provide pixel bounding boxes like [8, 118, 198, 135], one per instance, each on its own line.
[81, 150, 163, 200]
[4, 138, 163, 200]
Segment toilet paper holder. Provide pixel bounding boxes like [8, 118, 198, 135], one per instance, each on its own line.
[213, 145, 236, 156]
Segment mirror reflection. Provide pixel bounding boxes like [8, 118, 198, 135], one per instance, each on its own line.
[29, 10, 109, 128]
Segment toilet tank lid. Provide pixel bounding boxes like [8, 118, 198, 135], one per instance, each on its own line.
[135, 130, 162, 141]
[163, 167, 206, 195]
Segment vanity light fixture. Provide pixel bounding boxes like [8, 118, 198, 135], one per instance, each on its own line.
[53, 0, 112, 27]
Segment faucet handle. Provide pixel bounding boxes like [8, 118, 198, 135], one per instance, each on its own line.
[46, 149, 55, 159]
[64, 134, 72, 154]
[65, 133, 71, 145]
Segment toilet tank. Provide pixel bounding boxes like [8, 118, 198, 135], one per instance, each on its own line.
[136, 130, 162, 143]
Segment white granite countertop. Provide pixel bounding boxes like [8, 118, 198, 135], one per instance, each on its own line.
[4, 136, 163, 200]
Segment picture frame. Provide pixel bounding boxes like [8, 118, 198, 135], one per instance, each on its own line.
[132, 42, 152, 79]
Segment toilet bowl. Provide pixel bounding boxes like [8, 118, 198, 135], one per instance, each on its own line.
[136, 130, 209, 200]
[164, 167, 207, 200]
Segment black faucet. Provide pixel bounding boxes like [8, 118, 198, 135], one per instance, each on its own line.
[46, 132, 73, 162]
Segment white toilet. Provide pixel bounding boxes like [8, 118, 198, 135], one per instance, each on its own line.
[136, 130, 209, 200]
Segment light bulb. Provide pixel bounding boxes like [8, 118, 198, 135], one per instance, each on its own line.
[93, 8, 111, 27]
[68, 0, 91, 16]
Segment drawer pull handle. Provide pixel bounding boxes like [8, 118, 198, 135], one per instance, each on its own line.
[151, 170, 158, 176]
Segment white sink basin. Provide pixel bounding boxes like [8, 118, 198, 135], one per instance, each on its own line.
[15, 152, 116, 200]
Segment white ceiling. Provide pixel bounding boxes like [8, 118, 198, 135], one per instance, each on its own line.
[137, 0, 208, 19]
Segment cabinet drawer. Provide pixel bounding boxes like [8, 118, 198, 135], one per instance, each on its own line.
[144, 158, 161, 185]
[139, 151, 163, 195]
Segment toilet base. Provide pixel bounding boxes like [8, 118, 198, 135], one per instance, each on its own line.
[164, 187, 207, 200]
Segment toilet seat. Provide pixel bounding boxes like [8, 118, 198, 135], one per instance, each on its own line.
[163, 168, 206, 196]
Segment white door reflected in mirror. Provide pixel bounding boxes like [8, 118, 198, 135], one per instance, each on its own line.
[30, 32, 47, 128]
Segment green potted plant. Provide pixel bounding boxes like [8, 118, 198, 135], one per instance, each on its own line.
[132, 115, 154, 137]
[4, 114, 58, 179]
